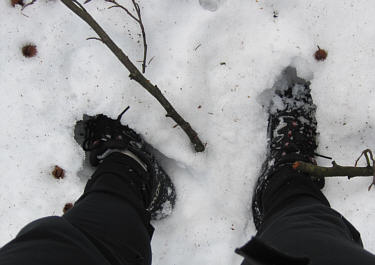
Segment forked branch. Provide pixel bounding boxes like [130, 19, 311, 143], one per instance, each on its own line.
[293, 149, 375, 190]
[105, 0, 148, 73]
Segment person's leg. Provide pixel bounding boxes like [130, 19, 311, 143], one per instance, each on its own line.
[63, 152, 154, 265]
[0, 153, 153, 265]
[238, 166, 375, 265]
[0, 112, 176, 265]
[236, 67, 375, 264]
[0, 217, 113, 265]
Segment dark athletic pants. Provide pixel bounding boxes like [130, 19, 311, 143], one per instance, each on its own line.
[0, 152, 153, 265]
[2, 154, 375, 265]
[237, 166, 375, 265]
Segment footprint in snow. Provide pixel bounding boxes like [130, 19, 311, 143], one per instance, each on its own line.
[199, 0, 222, 11]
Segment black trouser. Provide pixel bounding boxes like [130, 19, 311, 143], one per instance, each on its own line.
[0, 153, 153, 265]
[237, 166, 375, 265]
[2, 154, 375, 265]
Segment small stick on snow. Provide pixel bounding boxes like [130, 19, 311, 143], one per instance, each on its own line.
[105, 0, 148, 74]
[293, 149, 375, 190]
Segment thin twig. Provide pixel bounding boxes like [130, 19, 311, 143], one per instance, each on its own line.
[61, 0, 205, 152]
[194, 43, 202, 51]
[21, 0, 36, 10]
[106, 0, 139, 22]
[355, 149, 374, 167]
[354, 149, 375, 190]
[104, 0, 147, 73]
[148, 56, 155, 65]
[87, 37, 104, 42]
[131, 0, 148, 73]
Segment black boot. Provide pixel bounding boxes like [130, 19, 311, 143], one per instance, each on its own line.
[252, 67, 323, 230]
[74, 107, 176, 220]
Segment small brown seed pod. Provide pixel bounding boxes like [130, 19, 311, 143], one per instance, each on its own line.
[63, 203, 74, 214]
[22, 44, 37, 58]
[314, 46, 327, 61]
[52, 165, 65, 179]
[11, 0, 24, 7]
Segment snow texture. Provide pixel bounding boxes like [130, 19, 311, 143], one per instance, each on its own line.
[1, 0, 375, 264]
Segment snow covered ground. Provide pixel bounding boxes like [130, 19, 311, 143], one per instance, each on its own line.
[2, 0, 375, 264]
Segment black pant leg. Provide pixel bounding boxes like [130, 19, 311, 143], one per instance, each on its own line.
[0, 152, 152, 265]
[238, 166, 375, 265]
[63, 152, 153, 265]
[0, 216, 113, 265]
[63, 191, 152, 265]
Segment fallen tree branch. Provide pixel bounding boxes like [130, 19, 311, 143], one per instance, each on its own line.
[61, 0, 205, 152]
[293, 149, 375, 190]
[293, 161, 373, 178]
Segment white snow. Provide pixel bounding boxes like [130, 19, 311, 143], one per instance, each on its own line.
[1, 0, 375, 264]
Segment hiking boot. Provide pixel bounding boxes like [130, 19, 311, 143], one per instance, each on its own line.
[252, 67, 323, 229]
[74, 107, 176, 220]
